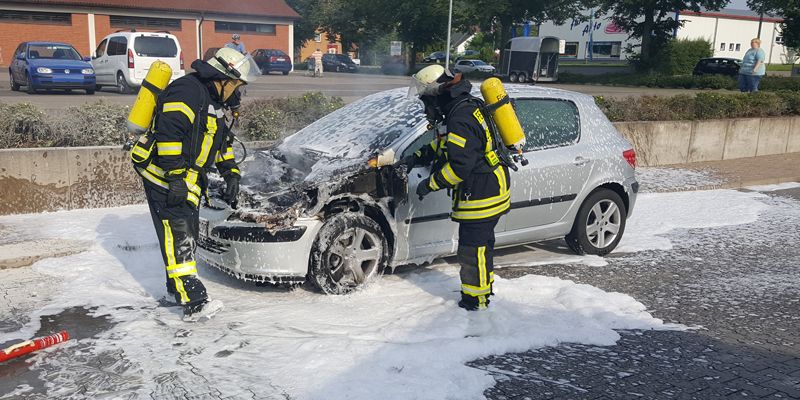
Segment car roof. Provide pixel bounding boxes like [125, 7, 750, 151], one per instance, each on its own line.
[700, 57, 740, 61]
[104, 31, 178, 39]
[25, 41, 74, 46]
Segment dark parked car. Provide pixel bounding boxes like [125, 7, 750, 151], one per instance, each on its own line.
[252, 49, 292, 75]
[423, 51, 446, 63]
[9, 41, 96, 94]
[693, 58, 741, 77]
[322, 53, 358, 73]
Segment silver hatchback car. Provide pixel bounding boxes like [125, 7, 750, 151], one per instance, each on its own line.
[198, 85, 638, 294]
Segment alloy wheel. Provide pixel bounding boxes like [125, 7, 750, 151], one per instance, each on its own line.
[325, 227, 382, 287]
[585, 199, 622, 249]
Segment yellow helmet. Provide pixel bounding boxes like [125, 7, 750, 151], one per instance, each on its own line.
[409, 64, 448, 98]
[208, 47, 260, 83]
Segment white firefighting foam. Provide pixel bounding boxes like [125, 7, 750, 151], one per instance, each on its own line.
[0, 187, 773, 399]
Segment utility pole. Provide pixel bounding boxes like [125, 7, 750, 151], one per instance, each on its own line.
[445, 0, 453, 67]
[757, 8, 764, 38]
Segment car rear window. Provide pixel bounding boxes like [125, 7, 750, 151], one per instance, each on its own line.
[266, 50, 288, 57]
[134, 36, 178, 57]
[28, 44, 81, 60]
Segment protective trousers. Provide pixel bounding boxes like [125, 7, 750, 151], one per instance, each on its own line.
[457, 219, 498, 309]
[144, 185, 208, 307]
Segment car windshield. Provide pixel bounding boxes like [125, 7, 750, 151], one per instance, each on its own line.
[279, 88, 424, 163]
[472, 60, 487, 65]
[134, 36, 178, 57]
[335, 55, 352, 62]
[28, 45, 81, 60]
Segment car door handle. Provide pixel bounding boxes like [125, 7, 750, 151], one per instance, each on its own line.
[573, 156, 590, 166]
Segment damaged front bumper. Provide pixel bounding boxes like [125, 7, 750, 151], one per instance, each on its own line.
[197, 206, 323, 284]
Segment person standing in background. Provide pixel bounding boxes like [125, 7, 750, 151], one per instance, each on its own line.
[312, 48, 324, 78]
[225, 34, 246, 55]
[739, 38, 766, 93]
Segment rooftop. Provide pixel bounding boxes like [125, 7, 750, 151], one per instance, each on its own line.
[4, 0, 301, 19]
[681, 8, 783, 23]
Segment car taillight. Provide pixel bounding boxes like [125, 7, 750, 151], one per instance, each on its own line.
[623, 149, 636, 168]
[270, 56, 278, 62]
[127, 48, 134, 69]
[180, 51, 184, 70]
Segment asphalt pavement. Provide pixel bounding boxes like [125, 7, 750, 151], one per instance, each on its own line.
[0, 71, 725, 110]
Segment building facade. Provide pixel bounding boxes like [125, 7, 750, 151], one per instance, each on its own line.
[0, 0, 299, 67]
[537, 8, 789, 64]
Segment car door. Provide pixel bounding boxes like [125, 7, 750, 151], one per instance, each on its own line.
[10, 44, 25, 82]
[395, 127, 463, 260]
[105, 36, 127, 83]
[501, 97, 591, 243]
[92, 38, 109, 84]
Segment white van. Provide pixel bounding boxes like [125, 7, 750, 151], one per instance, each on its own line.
[92, 31, 185, 94]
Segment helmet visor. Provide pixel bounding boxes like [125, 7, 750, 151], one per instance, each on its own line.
[407, 73, 441, 101]
[232, 54, 261, 83]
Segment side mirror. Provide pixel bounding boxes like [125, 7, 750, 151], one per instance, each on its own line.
[15, 54, 24, 60]
[83, 56, 91, 62]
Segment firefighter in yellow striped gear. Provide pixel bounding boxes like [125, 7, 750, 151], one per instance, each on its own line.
[409, 65, 511, 311]
[131, 48, 258, 320]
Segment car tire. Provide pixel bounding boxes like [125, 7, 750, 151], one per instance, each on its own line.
[86, 89, 95, 95]
[309, 212, 388, 295]
[509, 72, 518, 83]
[10, 73, 19, 91]
[25, 73, 35, 94]
[117, 72, 131, 94]
[565, 188, 627, 256]
[282, 71, 289, 75]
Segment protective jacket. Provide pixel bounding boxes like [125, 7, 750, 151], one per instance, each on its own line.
[133, 60, 240, 208]
[417, 83, 511, 224]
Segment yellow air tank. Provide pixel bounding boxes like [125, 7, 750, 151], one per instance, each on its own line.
[480, 77, 526, 151]
[126, 61, 173, 134]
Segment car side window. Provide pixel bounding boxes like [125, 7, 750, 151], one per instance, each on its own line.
[401, 127, 436, 160]
[95, 39, 107, 58]
[107, 37, 127, 56]
[515, 98, 581, 151]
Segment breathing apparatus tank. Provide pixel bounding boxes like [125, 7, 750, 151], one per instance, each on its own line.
[126, 60, 173, 134]
[480, 77, 526, 152]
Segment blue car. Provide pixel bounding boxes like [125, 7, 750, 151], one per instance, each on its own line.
[9, 41, 96, 95]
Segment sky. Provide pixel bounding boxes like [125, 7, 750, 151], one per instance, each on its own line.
[727, 0, 750, 10]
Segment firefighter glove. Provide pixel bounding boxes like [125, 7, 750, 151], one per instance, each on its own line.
[222, 173, 240, 208]
[166, 178, 189, 207]
[416, 179, 432, 200]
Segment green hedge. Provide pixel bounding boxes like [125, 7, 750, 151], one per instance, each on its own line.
[559, 72, 800, 91]
[596, 91, 800, 122]
[659, 39, 714, 76]
[0, 93, 345, 149]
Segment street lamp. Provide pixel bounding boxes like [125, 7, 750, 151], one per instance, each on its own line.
[445, 0, 453, 67]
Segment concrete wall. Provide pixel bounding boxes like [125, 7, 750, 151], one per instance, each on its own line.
[0, 141, 273, 216]
[613, 116, 800, 167]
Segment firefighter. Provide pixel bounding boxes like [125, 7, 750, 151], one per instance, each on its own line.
[132, 47, 258, 321]
[409, 65, 511, 311]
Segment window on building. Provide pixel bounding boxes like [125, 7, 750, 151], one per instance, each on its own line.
[314, 33, 322, 43]
[107, 36, 128, 56]
[720, 42, 726, 51]
[515, 99, 581, 151]
[215, 21, 276, 35]
[776, 36, 784, 44]
[735, 43, 741, 51]
[110, 16, 181, 30]
[586, 41, 621, 59]
[729, 43, 735, 51]
[0, 10, 71, 25]
[561, 42, 579, 58]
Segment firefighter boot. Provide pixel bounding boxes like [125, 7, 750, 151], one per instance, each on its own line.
[456, 244, 492, 311]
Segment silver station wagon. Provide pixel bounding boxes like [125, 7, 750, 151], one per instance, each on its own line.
[199, 85, 639, 294]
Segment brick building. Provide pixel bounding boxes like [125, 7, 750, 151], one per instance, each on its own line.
[0, 0, 300, 67]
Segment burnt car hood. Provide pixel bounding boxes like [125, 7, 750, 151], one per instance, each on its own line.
[217, 88, 425, 228]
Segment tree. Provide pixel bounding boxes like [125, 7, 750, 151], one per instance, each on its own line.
[285, 0, 321, 57]
[456, 0, 585, 53]
[585, 0, 730, 71]
[748, 0, 800, 50]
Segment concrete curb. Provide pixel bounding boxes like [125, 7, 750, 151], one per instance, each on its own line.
[647, 176, 800, 193]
